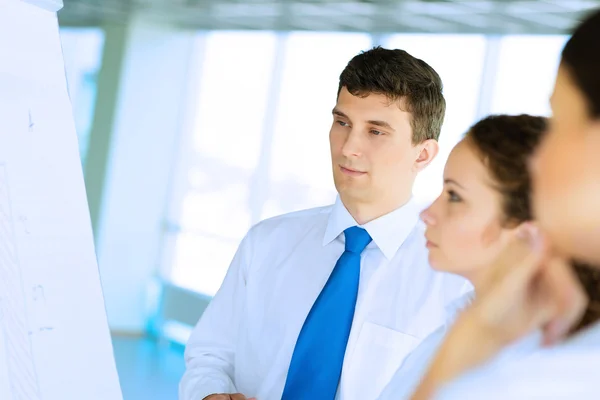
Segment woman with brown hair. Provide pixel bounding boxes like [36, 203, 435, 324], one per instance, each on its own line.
[410, 7, 600, 399]
[377, 114, 600, 399]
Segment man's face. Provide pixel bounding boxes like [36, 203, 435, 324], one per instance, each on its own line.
[329, 87, 425, 213]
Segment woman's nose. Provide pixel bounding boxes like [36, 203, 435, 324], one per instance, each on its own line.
[420, 207, 436, 226]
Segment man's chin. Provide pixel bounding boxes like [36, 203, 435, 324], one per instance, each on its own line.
[337, 188, 371, 203]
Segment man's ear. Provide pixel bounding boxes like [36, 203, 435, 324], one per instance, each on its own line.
[413, 139, 439, 173]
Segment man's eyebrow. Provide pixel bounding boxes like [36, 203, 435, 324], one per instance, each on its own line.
[332, 108, 348, 118]
[367, 119, 394, 131]
[332, 109, 395, 131]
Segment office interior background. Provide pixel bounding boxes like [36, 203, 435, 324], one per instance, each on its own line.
[57, 0, 600, 398]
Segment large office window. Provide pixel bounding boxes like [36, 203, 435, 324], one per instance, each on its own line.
[168, 31, 278, 294]
[489, 35, 567, 116]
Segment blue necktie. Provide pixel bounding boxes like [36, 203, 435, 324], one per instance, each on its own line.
[281, 226, 372, 400]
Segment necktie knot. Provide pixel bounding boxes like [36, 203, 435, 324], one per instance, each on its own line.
[344, 226, 372, 254]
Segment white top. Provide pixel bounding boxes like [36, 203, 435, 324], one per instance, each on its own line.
[179, 197, 471, 400]
[434, 322, 600, 399]
[378, 293, 545, 400]
[377, 292, 475, 400]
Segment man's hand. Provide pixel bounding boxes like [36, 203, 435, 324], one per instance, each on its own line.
[203, 394, 256, 400]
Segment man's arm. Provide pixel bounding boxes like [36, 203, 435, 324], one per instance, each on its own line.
[179, 230, 254, 400]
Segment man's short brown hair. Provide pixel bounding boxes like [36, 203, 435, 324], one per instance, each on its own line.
[338, 46, 446, 143]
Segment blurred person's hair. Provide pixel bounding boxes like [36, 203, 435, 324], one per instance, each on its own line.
[562, 8, 600, 117]
[466, 114, 600, 333]
[338, 46, 445, 143]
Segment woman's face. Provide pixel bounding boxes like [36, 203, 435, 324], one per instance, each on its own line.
[532, 65, 600, 265]
[420, 139, 516, 282]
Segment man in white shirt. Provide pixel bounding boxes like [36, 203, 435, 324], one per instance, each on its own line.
[179, 46, 471, 400]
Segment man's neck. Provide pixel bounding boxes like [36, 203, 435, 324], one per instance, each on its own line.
[341, 195, 411, 226]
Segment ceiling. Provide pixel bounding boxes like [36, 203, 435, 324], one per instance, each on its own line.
[59, 0, 600, 34]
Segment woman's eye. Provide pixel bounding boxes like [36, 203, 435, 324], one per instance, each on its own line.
[447, 190, 462, 202]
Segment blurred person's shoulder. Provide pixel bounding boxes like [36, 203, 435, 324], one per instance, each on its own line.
[435, 322, 600, 400]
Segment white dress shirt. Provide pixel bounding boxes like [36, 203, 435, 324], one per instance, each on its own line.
[434, 322, 600, 399]
[179, 197, 471, 400]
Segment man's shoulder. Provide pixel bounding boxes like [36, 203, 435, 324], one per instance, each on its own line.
[259, 205, 333, 225]
[247, 204, 333, 240]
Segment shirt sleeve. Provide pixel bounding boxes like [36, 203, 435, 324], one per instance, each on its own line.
[178, 229, 255, 400]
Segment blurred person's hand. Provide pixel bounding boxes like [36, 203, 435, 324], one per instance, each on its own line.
[469, 224, 587, 347]
[411, 225, 587, 399]
[203, 394, 256, 400]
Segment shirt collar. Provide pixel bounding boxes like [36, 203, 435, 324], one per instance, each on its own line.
[323, 196, 422, 260]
